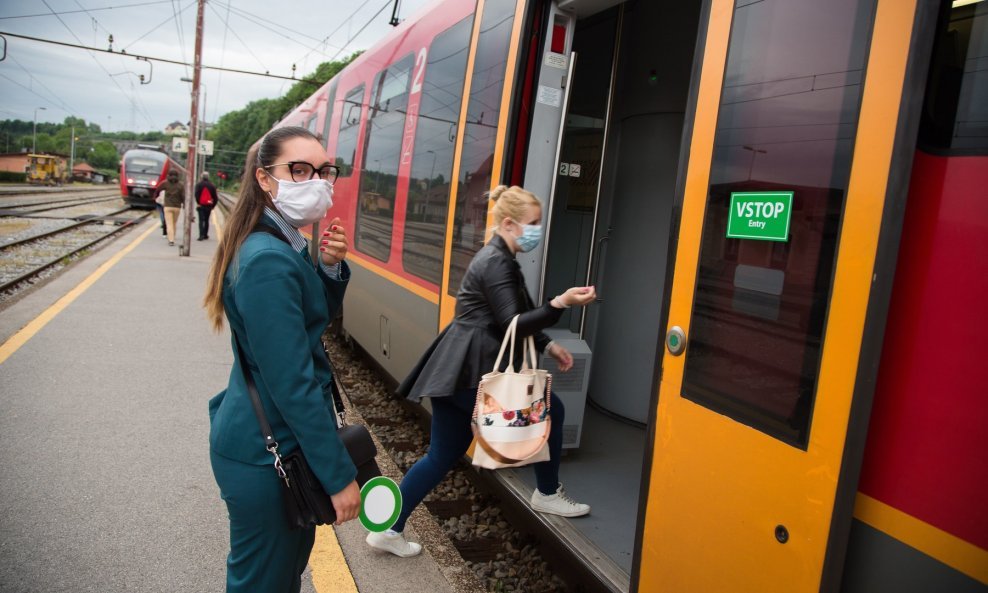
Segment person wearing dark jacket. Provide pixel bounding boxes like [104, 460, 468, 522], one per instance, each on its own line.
[365, 185, 596, 558]
[193, 171, 218, 241]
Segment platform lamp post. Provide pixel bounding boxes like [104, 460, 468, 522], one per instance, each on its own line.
[70, 126, 76, 181]
[32, 107, 46, 153]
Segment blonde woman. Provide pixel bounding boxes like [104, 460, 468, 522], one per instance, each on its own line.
[367, 185, 596, 558]
[203, 126, 360, 592]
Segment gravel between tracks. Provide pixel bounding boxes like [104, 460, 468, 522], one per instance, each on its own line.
[324, 336, 568, 593]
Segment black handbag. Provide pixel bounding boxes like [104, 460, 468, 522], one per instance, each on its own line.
[234, 334, 381, 530]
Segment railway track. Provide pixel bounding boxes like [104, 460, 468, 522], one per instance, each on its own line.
[0, 206, 135, 253]
[0, 188, 152, 301]
[0, 190, 120, 216]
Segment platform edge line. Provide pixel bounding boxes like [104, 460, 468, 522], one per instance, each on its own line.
[311, 525, 359, 593]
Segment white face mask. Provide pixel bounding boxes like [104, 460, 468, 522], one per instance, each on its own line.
[267, 175, 334, 227]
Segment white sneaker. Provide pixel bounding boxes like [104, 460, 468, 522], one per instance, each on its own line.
[365, 530, 422, 557]
[530, 484, 590, 517]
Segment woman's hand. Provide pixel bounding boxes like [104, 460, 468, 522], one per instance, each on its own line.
[553, 286, 596, 308]
[548, 343, 574, 372]
[330, 480, 361, 525]
[320, 217, 348, 266]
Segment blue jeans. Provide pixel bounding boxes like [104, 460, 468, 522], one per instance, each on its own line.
[393, 387, 564, 533]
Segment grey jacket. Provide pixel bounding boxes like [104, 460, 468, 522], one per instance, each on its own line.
[398, 234, 563, 401]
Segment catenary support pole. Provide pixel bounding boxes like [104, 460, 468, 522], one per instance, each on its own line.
[181, 0, 205, 256]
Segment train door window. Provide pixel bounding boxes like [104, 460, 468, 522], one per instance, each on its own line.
[355, 54, 415, 263]
[403, 15, 474, 285]
[681, 0, 877, 447]
[335, 85, 365, 177]
[918, 0, 988, 153]
[322, 82, 338, 150]
[446, 0, 517, 296]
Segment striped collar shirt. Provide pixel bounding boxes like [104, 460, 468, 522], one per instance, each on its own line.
[262, 207, 342, 279]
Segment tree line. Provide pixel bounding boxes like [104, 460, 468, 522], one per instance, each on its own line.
[1, 53, 360, 182]
[0, 116, 158, 172]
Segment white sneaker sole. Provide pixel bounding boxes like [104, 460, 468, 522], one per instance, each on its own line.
[365, 533, 422, 558]
[530, 502, 591, 518]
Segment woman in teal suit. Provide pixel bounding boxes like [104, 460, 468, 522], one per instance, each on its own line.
[203, 126, 361, 593]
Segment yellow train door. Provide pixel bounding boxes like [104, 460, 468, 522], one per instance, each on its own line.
[638, 0, 936, 590]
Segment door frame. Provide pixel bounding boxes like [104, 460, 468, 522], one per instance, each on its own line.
[631, 0, 940, 590]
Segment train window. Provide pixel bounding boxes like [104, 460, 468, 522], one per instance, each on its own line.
[322, 82, 338, 150]
[354, 54, 415, 263]
[335, 85, 365, 177]
[918, 1, 988, 154]
[403, 15, 474, 285]
[447, 0, 517, 297]
[681, 0, 877, 448]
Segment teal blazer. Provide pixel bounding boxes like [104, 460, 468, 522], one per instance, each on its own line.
[209, 229, 357, 496]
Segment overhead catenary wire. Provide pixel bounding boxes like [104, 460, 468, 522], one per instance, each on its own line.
[209, 0, 343, 55]
[203, 2, 272, 74]
[120, 0, 195, 52]
[0, 31, 326, 86]
[290, 0, 374, 68]
[39, 0, 156, 127]
[211, 0, 233, 124]
[327, 0, 394, 63]
[0, 0, 176, 20]
[0, 72, 78, 118]
[4, 53, 79, 115]
[170, 0, 190, 79]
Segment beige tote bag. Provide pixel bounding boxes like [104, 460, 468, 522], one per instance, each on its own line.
[471, 315, 552, 469]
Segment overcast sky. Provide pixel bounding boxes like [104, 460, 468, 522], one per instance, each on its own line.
[0, 0, 433, 133]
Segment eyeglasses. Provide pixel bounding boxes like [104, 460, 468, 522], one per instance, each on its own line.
[264, 161, 339, 183]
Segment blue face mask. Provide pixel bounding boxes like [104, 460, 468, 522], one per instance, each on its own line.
[513, 221, 543, 252]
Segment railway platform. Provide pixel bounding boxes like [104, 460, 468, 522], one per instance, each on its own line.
[0, 213, 481, 593]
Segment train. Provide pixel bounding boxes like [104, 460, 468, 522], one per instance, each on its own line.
[119, 145, 184, 208]
[258, 0, 986, 591]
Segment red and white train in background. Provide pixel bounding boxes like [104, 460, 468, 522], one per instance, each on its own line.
[246, 0, 986, 591]
[119, 145, 185, 208]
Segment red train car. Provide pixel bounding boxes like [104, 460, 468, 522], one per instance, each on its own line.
[263, 0, 986, 591]
[119, 146, 184, 208]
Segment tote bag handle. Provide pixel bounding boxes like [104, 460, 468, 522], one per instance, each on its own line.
[491, 315, 541, 373]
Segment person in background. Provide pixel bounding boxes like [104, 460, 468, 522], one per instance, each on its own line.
[366, 185, 596, 558]
[154, 191, 166, 235]
[203, 126, 359, 593]
[194, 171, 218, 241]
[154, 169, 184, 246]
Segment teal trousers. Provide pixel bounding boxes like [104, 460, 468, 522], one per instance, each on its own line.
[210, 450, 316, 593]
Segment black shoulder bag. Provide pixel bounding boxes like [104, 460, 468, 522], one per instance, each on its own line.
[237, 223, 381, 530]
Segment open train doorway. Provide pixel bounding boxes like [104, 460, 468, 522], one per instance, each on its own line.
[509, 0, 703, 587]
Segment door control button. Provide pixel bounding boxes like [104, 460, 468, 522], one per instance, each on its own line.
[666, 326, 686, 356]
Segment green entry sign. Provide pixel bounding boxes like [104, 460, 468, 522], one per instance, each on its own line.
[727, 191, 793, 242]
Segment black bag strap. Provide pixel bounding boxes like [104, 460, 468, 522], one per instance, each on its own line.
[240, 223, 347, 430]
[232, 331, 288, 485]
